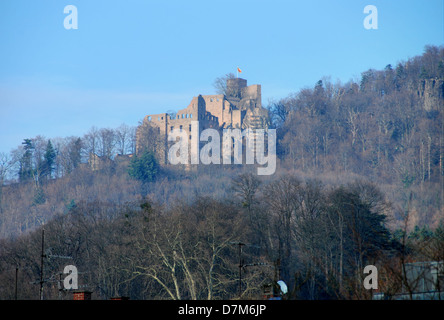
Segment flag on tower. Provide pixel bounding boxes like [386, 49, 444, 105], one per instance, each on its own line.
[237, 67, 242, 73]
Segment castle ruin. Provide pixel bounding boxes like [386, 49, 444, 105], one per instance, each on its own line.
[136, 78, 270, 164]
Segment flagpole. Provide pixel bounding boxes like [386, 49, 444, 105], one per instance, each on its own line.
[236, 67, 241, 78]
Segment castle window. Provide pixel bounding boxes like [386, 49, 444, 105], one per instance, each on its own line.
[190, 114, 192, 118]
[189, 124, 192, 131]
[148, 116, 152, 121]
[189, 135, 192, 140]
[171, 126, 174, 132]
[180, 125, 183, 131]
[210, 98, 213, 102]
[186, 114, 189, 118]
[158, 117, 160, 121]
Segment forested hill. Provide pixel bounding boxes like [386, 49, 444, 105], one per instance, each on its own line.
[0, 45, 443, 240]
[268, 44, 444, 227]
[0, 45, 443, 300]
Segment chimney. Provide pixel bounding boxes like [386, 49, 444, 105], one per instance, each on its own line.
[110, 296, 130, 300]
[73, 290, 92, 300]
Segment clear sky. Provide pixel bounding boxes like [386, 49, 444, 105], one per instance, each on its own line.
[0, 0, 443, 154]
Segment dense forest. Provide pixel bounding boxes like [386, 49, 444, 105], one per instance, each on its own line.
[0, 45, 443, 300]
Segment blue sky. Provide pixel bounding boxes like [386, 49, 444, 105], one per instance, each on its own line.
[0, 0, 443, 154]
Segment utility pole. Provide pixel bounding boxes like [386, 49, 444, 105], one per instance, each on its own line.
[39, 229, 45, 300]
[237, 242, 245, 299]
[32, 229, 75, 300]
[15, 266, 18, 300]
[230, 241, 266, 299]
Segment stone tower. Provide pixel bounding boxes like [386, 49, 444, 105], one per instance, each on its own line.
[136, 77, 269, 164]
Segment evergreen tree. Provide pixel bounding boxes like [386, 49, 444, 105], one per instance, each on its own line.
[128, 151, 159, 183]
[70, 138, 82, 170]
[32, 186, 46, 205]
[19, 139, 34, 183]
[66, 199, 77, 213]
[41, 140, 56, 179]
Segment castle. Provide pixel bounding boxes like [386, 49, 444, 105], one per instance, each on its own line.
[136, 77, 270, 164]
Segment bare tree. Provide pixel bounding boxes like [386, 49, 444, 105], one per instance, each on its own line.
[115, 124, 134, 155]
[213, 73, 236, 95]
[98, 128, 116, 159]
[0, 152, 15, 214]
[83, 126, 100, 166]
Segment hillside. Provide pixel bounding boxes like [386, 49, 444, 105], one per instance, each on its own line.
[0, 45, 443, 300]
[1, 45, 443, 238]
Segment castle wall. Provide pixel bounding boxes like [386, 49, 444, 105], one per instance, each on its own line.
[241, 84, 262, 109]
[137, 78, 267, 164]
[202, 94, 225, 124]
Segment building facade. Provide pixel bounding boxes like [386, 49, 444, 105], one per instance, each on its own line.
[136, 78, 270, 164]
